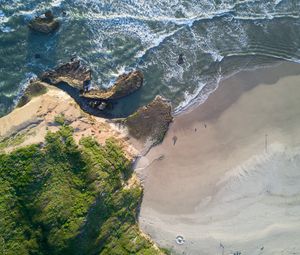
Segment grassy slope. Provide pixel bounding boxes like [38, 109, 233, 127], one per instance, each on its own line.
[0, 125, 166, 255]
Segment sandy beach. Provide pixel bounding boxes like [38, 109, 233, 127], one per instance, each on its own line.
[137, 62, 300, 255]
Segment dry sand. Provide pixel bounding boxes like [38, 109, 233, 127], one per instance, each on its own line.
[137, 62, 300, 255]
[0, 85, 137, 159]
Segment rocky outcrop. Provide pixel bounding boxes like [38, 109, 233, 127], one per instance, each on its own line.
[41, 59, 92, 90]
[40, 60, 143, 101]
[39, 60, 145, 116]
[17, 80, 48, 107]
[82, 70, 143, 100]
[123, 96, 173, 146]
[28, 11, 59, 34]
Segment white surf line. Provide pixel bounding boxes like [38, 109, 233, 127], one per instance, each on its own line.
[74, 12, 294, 24]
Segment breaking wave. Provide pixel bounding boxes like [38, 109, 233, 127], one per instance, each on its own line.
[0, 0, 300, 116]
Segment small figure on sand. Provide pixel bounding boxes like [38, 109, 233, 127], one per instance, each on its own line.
[172, 136, 178, 145]
[195, 128, 197, 132]
[233, 252, 241, 255]
[220, 243, 225, 255]
[177, 53, 184, 65]
[204, 123, 207, 128]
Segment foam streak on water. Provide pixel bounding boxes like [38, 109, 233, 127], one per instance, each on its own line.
[0, 0, 300, 116]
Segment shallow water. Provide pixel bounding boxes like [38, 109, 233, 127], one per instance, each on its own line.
[0, 0, 300, 116]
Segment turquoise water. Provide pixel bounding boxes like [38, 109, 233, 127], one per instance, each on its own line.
[0, 0, 300, 117]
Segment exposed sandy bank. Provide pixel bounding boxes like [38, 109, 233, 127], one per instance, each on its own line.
[0, 85, 137, 159]
[137, 62, 300, 255]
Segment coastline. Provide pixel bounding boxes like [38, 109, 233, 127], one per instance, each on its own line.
[0, 84, 138, 158]
[1, 1, 300, 254]
[137, 61, 300, 254]
[173, 59, 297, 117]
[0, 84, 169, 254]
[2, 60, 300, 254]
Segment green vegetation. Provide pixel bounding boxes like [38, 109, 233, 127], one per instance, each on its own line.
[0, 133, 27, 152]
[0, 126, 165, 255]
[54, 113, 66, 126]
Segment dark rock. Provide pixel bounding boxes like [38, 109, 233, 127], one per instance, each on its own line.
[98, 102, 107, 110]
[35, 53, 41, 59]
[17, 81, 48, 107]
[82, 70, 143, 100]
[40, 59, 143, 101]
[89, 101, 98, 108]
[28, 11, 59, 34]
[123, 95, 173, 146]
[45, 10, 54, 20]
[89, 101, 108, 111]
[177, 53, 184, 65]
[83, 79, 92, 92]
[40, 59, 92, 89]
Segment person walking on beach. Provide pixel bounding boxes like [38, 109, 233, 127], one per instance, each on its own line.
[172, 136, 178, 145]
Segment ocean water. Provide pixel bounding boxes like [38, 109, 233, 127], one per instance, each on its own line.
[0, 0, 300, 117]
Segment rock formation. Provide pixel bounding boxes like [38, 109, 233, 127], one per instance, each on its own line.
[38, 60, 145, 115]
[41, 60, 143, 101]
[28, 10, 59, 34]
[82, 70, 143, 100]
[17, 80, 48, 107]
[41, 59, 92, 90]
[177, 53, 184, 65]
[18, 59, 172, 148]
[123, 95, 173, 146]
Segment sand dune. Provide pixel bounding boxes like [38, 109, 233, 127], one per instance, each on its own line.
[137, 62, 300, 254]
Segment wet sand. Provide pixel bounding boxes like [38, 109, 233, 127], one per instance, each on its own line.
[137, 61, 300, 254]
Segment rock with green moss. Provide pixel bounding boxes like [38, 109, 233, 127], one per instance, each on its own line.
[28, 11, 59, 34]
[17, 81, 48, 107]
[124, 95, 173, 146]
[82, 70, 143, 100]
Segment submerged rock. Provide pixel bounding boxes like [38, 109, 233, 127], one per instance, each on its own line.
[123, 95, 173, 146]
[98, 102, 107, 110]
[28, 10, 59, 34]
[82, 70, 143, 100]
[177, 53, 184, 65]
[88, 101, 108, 111]
[41, 59, 92, 90]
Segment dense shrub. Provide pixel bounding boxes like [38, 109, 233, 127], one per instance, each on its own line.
[0, 126, 164, 255]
